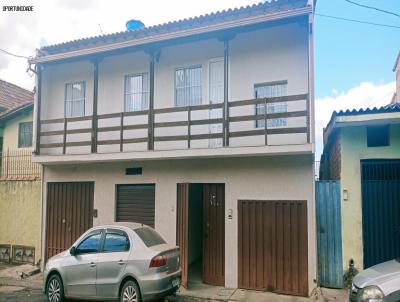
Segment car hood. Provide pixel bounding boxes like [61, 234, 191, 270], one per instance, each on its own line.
[353, 260, 400, 295]
[48, 250, 69, 262]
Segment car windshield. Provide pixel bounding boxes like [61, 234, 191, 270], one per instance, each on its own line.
[135, 227, 166, 247]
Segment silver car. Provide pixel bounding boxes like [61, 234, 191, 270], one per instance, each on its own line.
[350, 258, 400, 302]
[43, 223, 181, 302]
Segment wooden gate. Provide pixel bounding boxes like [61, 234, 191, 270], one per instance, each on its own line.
[203, 184, 225, 286]
[316, 181, 343, 288]
[176, 183, 189, 288]
[45, 182, 94, 261]
[238, 200, 308, 296]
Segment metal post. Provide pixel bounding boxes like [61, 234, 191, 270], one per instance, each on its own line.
[91, 59, 99, 153]
[148, 52, 155, 150]
[34, 66, 42, 155]
[187, 106, 191, 149]
[223, 39, 230, 147]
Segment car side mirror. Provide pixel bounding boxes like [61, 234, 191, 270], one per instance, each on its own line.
[70, 246, 77, 256]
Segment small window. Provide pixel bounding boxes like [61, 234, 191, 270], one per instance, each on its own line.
[18, 122, 33, 148]
[125, 73, 149, 112]
[103, 233, 130, 253]
[135, 227, 166, 247]
[175, 66, 202, 106]
[76, 233, 101, 254]
[255, 82, 288, 128]
[65, 81, 85, 118]
[367, 125, 390, 147]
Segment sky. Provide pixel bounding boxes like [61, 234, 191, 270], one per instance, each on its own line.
[0, 0, 399, 158]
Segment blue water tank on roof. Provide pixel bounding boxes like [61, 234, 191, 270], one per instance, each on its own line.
[126, 19, 145, 31]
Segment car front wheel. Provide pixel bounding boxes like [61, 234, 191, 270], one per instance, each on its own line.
[120, 280, 141, 302]
[46, 274, 65, 302]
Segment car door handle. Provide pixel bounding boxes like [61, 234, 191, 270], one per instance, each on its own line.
[90, 262, 96, 267]
[118, 260, 125, 265]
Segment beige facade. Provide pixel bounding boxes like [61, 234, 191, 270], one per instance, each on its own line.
[41, 154, 316, 292]
[340, 123, 400, 271]
[2, 110, 33, 151]
[34, 2, 316, 296]
[321, 109, 400, 273]
[0, 181, 41, 264]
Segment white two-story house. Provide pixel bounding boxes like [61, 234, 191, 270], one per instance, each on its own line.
[31, 0, 316, 296]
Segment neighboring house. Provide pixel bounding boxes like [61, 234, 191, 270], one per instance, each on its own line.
[392, 51, 400, 104]
[0, 79, 41, 265]
[319, 104, 400, 275]
[31, 0, 316, 296]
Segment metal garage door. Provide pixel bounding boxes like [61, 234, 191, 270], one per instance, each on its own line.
[45, 182, 94, 261]
[116, 184, 155, 227]
[238, 200, 308, 296]
[361, 160, 400, 268]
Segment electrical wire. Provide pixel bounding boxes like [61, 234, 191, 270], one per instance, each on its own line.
[344, 0, 400, 19]
[315, 13, 400, 29]
[364, 90, 395, 108]
[0, 48, 31, 59]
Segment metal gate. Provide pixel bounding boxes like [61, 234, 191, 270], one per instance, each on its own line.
[361, 160, 400, 268]
[45, 182, 94, 261]
[316, 181, 343, 288]
[238, 200, 308, 296]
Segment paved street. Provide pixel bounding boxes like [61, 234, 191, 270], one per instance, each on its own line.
[0, 288, 45, 302]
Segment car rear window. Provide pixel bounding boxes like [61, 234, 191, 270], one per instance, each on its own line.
[135, 227, 166, 247]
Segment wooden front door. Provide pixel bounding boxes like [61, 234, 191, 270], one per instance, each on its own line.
[176, 183, 189, 288]
[203, 184, 225, 286]
[238, 200, 308, 296]
[45, 182, 94, 261]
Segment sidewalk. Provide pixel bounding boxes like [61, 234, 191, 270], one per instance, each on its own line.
[0, 263, 349, 302]
[0, 263, 42, 292]
[168, 283, 349, 302]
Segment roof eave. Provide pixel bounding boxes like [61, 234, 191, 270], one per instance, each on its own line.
[0, 103, 33, 126]
[30, 6, 312, 65]
[323, 110, 400, 146]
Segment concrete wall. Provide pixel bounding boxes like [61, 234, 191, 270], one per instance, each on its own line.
[39, 20, 311, 154]
[340, 123, 400, 271]
[0, 181, 41, 264]
[41, 154, 316, 293]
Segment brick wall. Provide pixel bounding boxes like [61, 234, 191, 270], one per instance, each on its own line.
[319, 129, 341, 180]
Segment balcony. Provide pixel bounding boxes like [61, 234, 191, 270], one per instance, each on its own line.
[36, 93, 311, 162]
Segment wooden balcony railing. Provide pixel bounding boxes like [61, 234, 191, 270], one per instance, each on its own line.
[38, 93, 310, 155]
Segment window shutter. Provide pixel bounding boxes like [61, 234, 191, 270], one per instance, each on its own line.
[116, 184, 155, 227]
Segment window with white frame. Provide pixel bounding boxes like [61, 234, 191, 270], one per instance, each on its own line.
[124, 73, 149, 112]
[255, 81, 288, 128]
[65, 81, 85, 118]
[18, 122, 33, 148]
[175, 66, 202, 107]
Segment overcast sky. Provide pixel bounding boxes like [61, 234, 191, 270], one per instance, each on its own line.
[0, 0, 399, 158]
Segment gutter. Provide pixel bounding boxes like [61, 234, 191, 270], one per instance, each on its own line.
[30, 6, 312, 64]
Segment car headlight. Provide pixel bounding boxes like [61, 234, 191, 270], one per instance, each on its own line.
[358, 286, 384, 301]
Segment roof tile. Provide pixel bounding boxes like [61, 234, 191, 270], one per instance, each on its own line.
[0, 80, 33, 118]
[39, 0, 308, 56]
